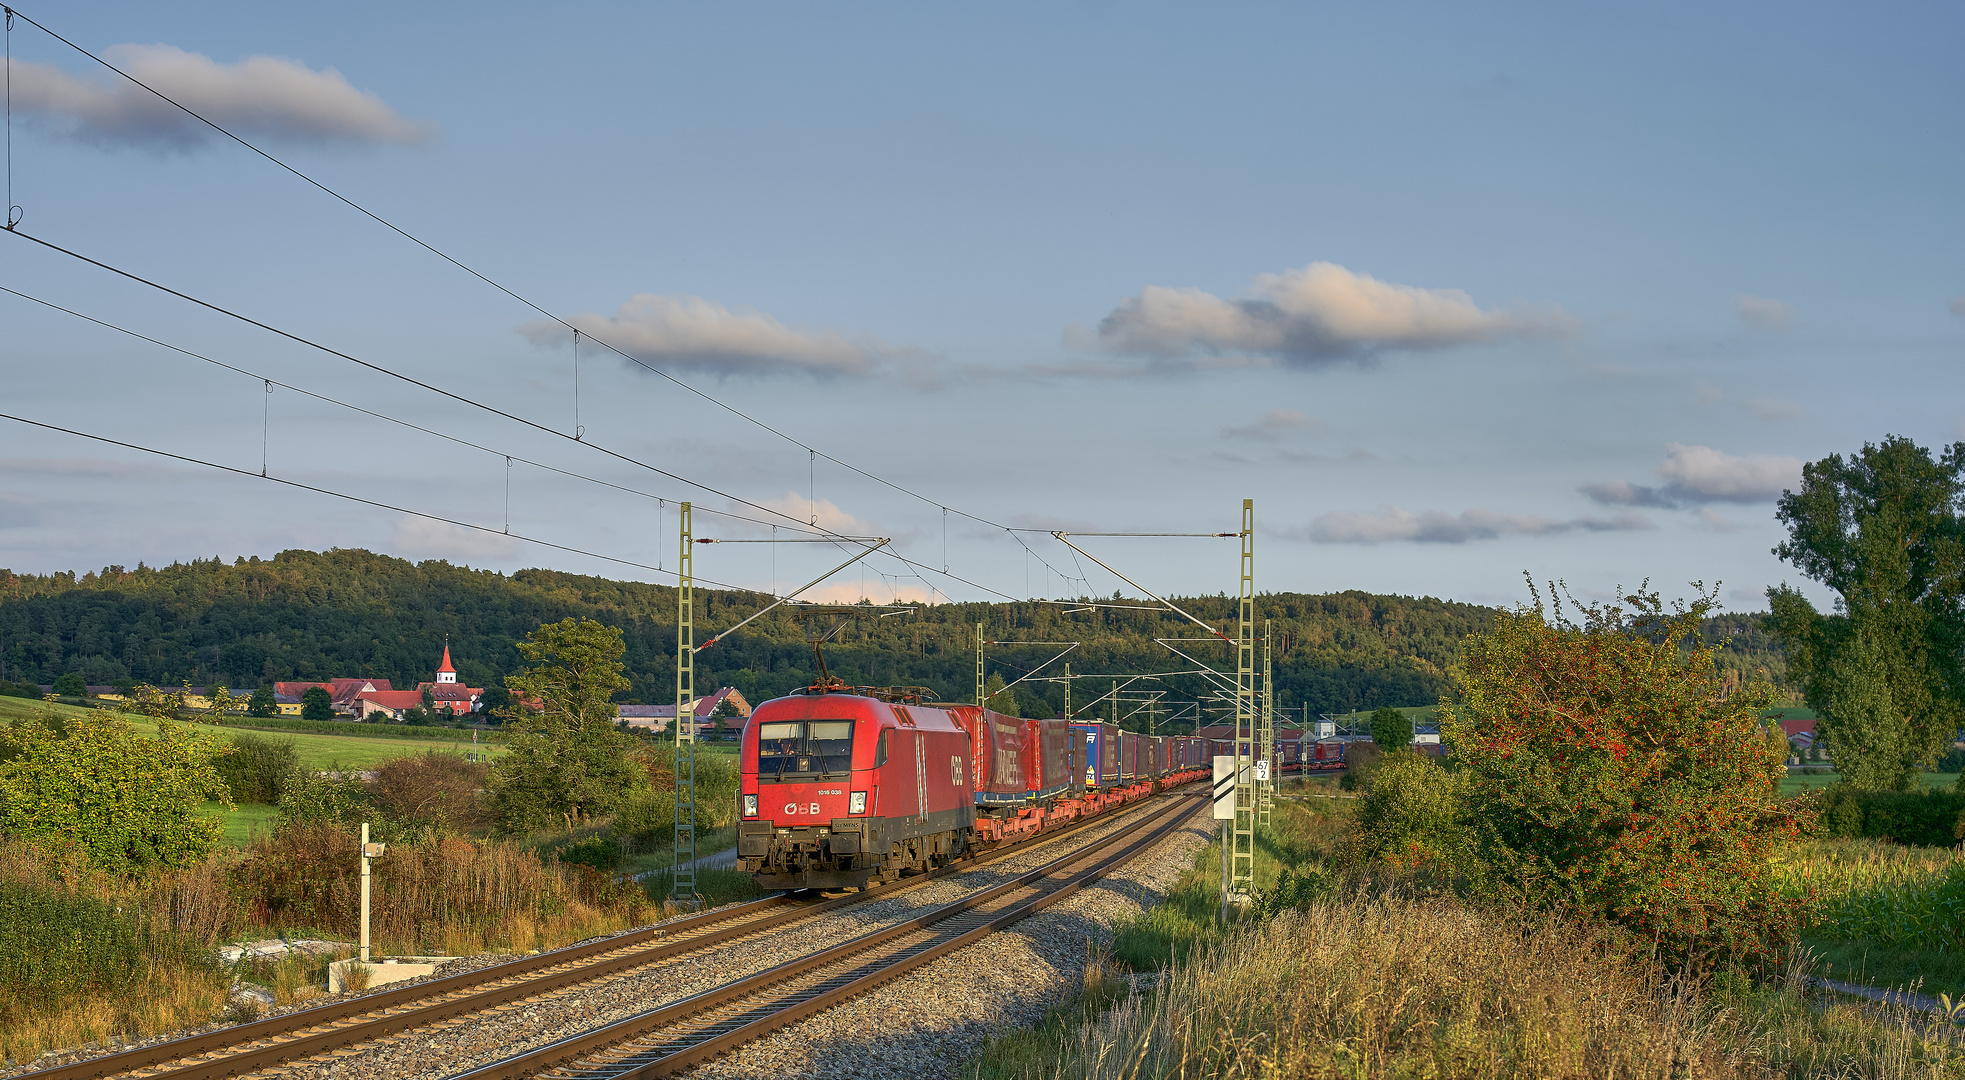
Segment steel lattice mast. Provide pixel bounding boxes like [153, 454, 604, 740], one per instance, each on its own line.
[1232, 498, 1256, 902]
[672, 502, 701, 910]
[1259, 617, 1275, 828]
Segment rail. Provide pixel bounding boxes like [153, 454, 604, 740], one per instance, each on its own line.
[22, 786, 1199, 1080]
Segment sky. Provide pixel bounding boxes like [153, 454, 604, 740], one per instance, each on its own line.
[1, 1, 1960, 614]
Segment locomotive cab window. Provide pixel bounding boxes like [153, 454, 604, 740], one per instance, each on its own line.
[757, 720, 856, 779]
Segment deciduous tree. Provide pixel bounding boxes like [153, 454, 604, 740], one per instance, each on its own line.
[300, 685, 334, 722]
[1768, 435, 1965, 790]
[1368, 706, 1412, 752]
[247, 685, 278, 718]
[492, 618, 643, 832]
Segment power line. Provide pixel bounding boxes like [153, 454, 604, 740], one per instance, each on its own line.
[1, 226, 885, 544]
[0, 4, 1090, 585]
[0, 282, 850, 540]
[0, 409, 783, 591]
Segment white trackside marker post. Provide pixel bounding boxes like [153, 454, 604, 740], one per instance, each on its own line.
[1213, 755, 1236, 922]
[359, 821, 386, 964]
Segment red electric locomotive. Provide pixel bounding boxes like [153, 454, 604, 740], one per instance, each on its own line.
[736, 688, 974, 891]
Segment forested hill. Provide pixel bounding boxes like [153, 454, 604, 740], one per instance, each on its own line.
[0, 549, 1790, 724]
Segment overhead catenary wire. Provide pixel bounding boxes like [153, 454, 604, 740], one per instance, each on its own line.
[0, 409, 776, 590]
[0, 4, 1097, 588]
[3, 279, 1186, 618]
[0, 234, 898, 547]
[0, 282, 848, 541]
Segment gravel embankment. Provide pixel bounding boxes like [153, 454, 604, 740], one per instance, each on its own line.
[687, 807, 1211, 1080]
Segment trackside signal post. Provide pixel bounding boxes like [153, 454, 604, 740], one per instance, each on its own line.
[674, 502, 701, 910]
[1231, 499, 1256, 904]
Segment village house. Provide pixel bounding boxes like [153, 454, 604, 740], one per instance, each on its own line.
[618, 687, 752, 736]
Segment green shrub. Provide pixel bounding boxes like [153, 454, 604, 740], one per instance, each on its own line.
[0, 880, 211, 1015]
[1812, 786, 1965, 847]
[0, 710, 229, 872]
[1254, 864, 1332, 919]
[1337, 741, 1383, 791]
[1442, 586, 1805, 970]
[557, 834, 622, 871]
[1344, 752, 1469, 869]
[215, 733, 300, 805]
[614, 789, 677, 842]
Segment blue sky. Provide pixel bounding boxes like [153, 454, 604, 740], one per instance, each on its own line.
[1, 1, 1960, 612]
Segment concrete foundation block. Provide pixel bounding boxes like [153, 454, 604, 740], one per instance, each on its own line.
[326, 956, 455, 993]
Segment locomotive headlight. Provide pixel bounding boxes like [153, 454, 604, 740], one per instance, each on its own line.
[848, 791, 867, 814]
[742, 794, 759, 818]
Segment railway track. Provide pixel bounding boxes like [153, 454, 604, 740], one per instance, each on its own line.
[452, 792, 1202, 1080]
[23, 788, 1198, 1080]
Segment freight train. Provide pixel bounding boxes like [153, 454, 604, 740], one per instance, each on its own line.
[736, 685, 1211, 891]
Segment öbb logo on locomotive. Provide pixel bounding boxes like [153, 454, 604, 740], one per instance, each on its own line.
[734, 685, 1335, 893]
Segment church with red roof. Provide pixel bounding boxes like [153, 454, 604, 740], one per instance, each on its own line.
[353, 642, 483, 721]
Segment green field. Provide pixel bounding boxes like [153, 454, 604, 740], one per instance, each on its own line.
[200, 800, 281, 847]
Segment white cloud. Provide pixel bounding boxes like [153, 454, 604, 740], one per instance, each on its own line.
[1733, 294, 1794, 330]
[1656, 443, 1801, 501]
[738, 492, 882, 539]
[1283, 505, 1652, 545]
[521, 295, 920, 380]
[1951, 295, 1965, 317]
[1068, 262, 1571, 368]
[1582, 443, 1803, 508]
[6, 45, 429, 149]
[1222, 407, 1313, 441]
[389, 518, 521, 562]
[1745, 398, 1802, 421]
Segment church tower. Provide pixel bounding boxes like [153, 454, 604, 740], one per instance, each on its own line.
[436, 642, 457, 684]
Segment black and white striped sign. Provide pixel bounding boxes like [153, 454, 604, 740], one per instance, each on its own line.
[1212, 756, 1237, 819]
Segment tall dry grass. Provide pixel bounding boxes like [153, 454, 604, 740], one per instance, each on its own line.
[234, 822, 655, 956]
[0, 839, 233, 1066]
[978, 889, 1965, 1080]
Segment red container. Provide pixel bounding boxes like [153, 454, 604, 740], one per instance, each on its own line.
[1026, 717, 1077, 800]
[946, 704, 1031, 806]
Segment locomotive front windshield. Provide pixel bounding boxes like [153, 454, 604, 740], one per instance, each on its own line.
[756, 720, 855, 778]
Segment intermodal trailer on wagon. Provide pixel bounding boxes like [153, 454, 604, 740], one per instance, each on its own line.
[1071, 722, 1121, 788]
[738, 687, 1208, 892]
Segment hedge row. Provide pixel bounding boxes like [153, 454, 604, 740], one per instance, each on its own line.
[1815, 787, 1965, 847]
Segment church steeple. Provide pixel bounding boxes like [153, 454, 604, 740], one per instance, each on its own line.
[437, 639, 457, 684]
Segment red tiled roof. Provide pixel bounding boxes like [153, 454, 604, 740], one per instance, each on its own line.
[1779, 717, 1816, 736]
[357, 690, 427, 709]
[274, 681, 332, 698]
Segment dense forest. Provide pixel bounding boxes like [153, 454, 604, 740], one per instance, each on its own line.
[0, 549, 1792, 728]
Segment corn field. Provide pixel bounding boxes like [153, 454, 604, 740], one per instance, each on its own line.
[1782, 839, 1965, 949]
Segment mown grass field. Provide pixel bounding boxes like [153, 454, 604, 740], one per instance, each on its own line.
[0, 695, 508, 770]
[200, 801, 281, 847]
